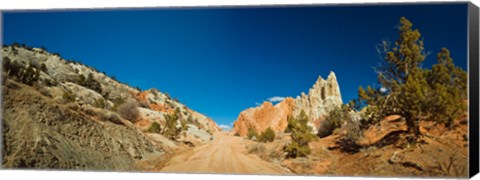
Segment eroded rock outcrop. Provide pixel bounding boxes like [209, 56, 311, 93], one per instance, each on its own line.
[293, 71, 343, 132]
[134, 89, 221, 135]
[233, 98, 295, 136]
[233, 71, 343, 135]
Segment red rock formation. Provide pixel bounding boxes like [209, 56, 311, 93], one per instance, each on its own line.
[356, 115, 407, 146]
[233, 97, 295, 136]
[134, 89, 221, 133]
[134, 90, 173, 113]
[233, 71, 343, 136]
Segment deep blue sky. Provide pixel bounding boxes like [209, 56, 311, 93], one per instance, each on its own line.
[2, 3, 468, 129]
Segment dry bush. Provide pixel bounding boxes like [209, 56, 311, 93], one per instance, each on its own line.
[81, 106, 99, 117]
[117, 100, 140, 123]
[138, 100, 149, 108]
[247, 143, 284, 162]
[66, 103, 79, 111]
[336, 119, 363, 154]
[248, 143, 266, 154]
[431, 150, 468, 177]
[38, 87, 52, 98]
[98, 112, 122, 125]
[317, 119, 334, 138]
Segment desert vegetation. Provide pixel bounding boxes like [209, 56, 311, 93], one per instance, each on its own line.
[351, 17, 467, 142]
[237, 17, 469, 178]
[246, 127, 276, 143]
[117, 100, 140, 122]
[2, 41, 221, 170]
[0, 14, 469, 177]
[162, 109, 182, 139]
[284, 110, 316, 158]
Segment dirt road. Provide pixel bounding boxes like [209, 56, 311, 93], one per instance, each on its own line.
[159, 132, 290, 175]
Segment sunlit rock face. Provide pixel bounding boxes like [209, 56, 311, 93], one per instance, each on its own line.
[233, 71, 343, 136]
[293, 71, 343, 132]
[233, 97, 296, 136]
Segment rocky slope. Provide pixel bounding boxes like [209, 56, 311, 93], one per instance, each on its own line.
[1, 45, 220, 169]
[233, 71, 342, 135]
[2, 81, 160, 170]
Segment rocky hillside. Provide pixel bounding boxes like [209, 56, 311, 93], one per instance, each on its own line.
[233, 71, 342, 135]
[1, 44, 220, 169]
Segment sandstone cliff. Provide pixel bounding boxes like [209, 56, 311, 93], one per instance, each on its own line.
[233, 98, 295, 136]
[233, 71, 343, 135]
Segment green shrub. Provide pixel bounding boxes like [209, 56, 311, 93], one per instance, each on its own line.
[147, 122, 161, 133]
[3, 59, 40, 85]
[40, 46, 47, 52]
[40, 63, 48, 72]
[3, 57, 11, 71]
[62, 90, 76, 103]
[165, 99, 174, 108]
[247, 127, 259, 140]
[284, 110, 316, 158]
[284, 141, 311, 158]
[111, 97, 125, 111]
[93, 98, 105, 109]
[181, 120, 188, 131]
[78, 73, 102, 93]
[21, 64, 40, 85]
[318, 105, 351, 138]
[259, 127, 276, 142]
[8, 61, 23, 78]
[43, 78, 56, 87]
[162, 110, 181, 139]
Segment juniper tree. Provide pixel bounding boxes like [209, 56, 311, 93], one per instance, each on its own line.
[247, 127, 259, 140]
[425, 48, 467, 128]
[162, 109, 181, 139]
[259, 127, 275, 142]
[284, 110, 316, 158]
[356, 17, 467, 138]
